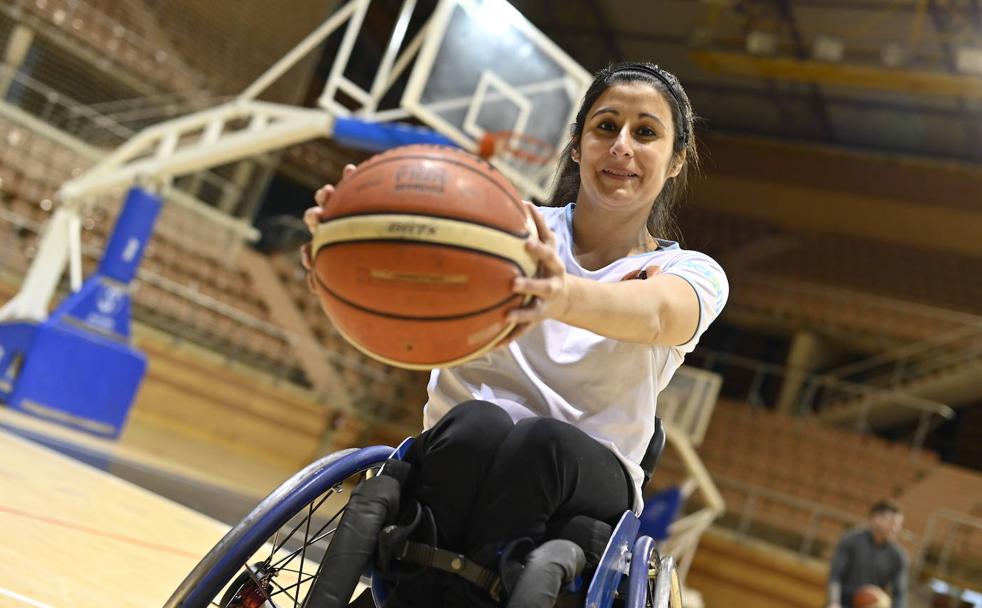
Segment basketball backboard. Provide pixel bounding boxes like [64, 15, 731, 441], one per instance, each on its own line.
[317, 0, 592, 200]
[401, 0, 592, 200]
[657, 366, 722, 446]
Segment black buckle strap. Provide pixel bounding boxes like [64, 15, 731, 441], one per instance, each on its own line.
[397, 540, 503, 601]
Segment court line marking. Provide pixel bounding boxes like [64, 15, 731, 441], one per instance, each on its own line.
[0, 586, 56, 608]
[0, 504, 202, 559]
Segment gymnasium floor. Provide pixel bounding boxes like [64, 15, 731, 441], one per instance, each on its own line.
[0, 407, 292, 607]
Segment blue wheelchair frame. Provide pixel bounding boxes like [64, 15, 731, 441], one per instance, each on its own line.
[165, 438, 677, 608]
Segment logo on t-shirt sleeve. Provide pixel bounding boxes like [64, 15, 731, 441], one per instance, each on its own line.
[669, 259, 727, 315]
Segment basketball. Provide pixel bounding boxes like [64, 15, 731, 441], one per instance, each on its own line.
[853, 585, 891, 608]
[309, 144, 537, 370]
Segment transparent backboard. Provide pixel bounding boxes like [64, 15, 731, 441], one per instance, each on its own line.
[656, 366, 722, 446]
[402, 0, 592, 200]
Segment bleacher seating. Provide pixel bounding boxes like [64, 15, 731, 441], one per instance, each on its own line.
[20, 0, 202, 92]
[652, 398, 939, 557]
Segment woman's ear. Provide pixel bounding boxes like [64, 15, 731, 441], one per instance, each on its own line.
[667, 150, 686, 179]
[571, 147, 580, 163]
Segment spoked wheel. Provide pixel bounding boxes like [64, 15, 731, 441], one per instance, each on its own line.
[164, 446, 395, 608]
[647, 555, 682, 608]
[626, 537, 683, 608]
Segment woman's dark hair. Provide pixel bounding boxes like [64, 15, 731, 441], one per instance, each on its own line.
[548, 62, 699, 242]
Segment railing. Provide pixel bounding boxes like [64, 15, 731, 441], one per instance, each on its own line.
[662, 462, 921, 562]
[735, 273, 982, 341]
[822, 323, 982, 393]
[0, 62, 244, 215]
[686, 347, 955, 446]
[78, 91, 230, 137]
[913, 510, 982, 593]
[2, 0, 200, 94]
[716, 473, 867, 556]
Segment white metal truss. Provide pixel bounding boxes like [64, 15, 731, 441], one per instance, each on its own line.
[0, 0, 369, 323]
[0, 0, 569, 322]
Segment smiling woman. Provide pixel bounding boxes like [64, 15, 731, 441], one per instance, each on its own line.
[551, 63, 699, 247]
[301, 61, 727, 608]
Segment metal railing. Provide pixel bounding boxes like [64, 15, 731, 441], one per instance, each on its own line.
[686, 347, 955, 446]
[822, 323, 982, 393]
[3, 0, 202, 93]
[661, 461, 921, 562]
[913, 510, 982, 590]
[0, 62, 246, 215]
[736, 273, 982, 338]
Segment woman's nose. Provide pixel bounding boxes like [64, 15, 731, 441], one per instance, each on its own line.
[610, 127, 633, 157]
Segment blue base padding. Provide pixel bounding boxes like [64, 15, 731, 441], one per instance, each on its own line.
[638, 486, 683, 542]
[0, 320, 146, 438]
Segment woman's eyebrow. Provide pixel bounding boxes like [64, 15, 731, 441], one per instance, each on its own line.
[590, 107, 666, 129]
[590, 107, 619, 118]
[639, 112, 666, 129]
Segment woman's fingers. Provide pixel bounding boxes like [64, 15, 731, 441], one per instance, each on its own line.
[525, 202, 555, 246]
[525, 239, 565, 276]
[512, 276, 562, 299]
[308, 164, 357, 230]
[304, 207, 326, 235]
[314, 184, 334, 207]
[506, 297, 544, 324]
[300, 243, 313, 270]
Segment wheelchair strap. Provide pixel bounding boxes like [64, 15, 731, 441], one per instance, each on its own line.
[397, 539, 503, 601]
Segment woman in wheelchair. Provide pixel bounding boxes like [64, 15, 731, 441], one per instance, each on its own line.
[302, 62, 729, 608]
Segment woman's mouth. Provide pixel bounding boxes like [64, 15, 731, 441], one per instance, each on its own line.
[601, 168, 639, 180]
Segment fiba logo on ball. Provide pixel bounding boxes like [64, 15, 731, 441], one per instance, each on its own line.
[394, 164, 446, 193]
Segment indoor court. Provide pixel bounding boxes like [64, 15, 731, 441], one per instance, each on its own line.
[1, 1, 981, 607]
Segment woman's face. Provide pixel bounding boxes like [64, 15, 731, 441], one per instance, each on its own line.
[574, 82, 682, 218]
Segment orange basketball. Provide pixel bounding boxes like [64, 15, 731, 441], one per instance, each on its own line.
[310, 144, 537, 370]
[853, 585, 891, 608]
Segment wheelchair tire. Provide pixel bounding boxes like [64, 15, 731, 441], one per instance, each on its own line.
[626, 536, 682, 608]
[163, 445, 395, 608]
[650, 555, 682, 608]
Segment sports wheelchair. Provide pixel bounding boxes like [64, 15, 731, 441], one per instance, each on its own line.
[164, 418, 682, 608]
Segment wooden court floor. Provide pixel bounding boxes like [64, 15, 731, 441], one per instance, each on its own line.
[0, 405, 314, 608]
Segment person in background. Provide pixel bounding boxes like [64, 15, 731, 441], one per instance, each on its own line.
[827, 499, 908, 608]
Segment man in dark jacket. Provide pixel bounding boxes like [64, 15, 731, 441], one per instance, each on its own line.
[827, 500, 908, 608]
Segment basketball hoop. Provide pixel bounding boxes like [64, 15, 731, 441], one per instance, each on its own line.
[477, 131, 556, 166]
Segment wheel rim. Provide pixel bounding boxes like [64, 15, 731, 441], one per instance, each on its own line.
[206, 466, 378, 607]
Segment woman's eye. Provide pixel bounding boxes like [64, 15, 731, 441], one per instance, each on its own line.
[637, 127, 657, 137]
[597, 121, 617, 131]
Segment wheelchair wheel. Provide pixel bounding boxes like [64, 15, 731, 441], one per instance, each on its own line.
[626, 536, 682, 608]
[163, 445, 394, 608]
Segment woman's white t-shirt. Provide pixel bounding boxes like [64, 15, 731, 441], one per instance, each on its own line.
[422, 204, 729, 511]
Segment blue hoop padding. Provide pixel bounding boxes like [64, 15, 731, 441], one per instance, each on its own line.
[179, 445, 395, 607]
[332, 117, 459, 152]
